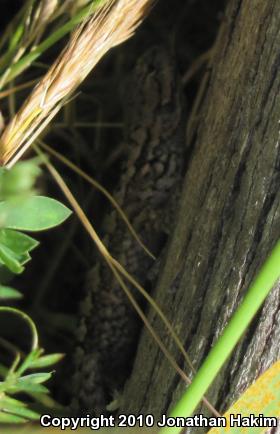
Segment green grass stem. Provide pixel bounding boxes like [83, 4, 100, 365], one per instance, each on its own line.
[159, 240, 280, 434]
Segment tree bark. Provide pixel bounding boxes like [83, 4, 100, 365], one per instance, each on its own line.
[120, 0, 280, 427]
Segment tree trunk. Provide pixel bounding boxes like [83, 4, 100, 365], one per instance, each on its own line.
[120, 0, 280, 427]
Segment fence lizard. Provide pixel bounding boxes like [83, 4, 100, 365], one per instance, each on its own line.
[71, 46, 186, 415]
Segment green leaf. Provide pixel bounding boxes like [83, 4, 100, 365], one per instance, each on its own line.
[0, 395, 39, 420]
[28, 353, 64, 369]
[0, 411, 27, 424]
[0, 196, 71, 231]
[0, 395, 25, 408]
[20, 372, 53, 384]
[27, 390, 61, 409]
[0, 229, 37, 270]
[17, 349, 43, 376]
[0, 229, 39, 254]
[17, 251, 31, 266]
[0, 159, 41, 200]
[2, 402, 40, 421]
[8, 406, 40, 421]
[0, 285, 23, 300]
[0, 244, 24, 274]
[7, 380, 49, 394]
[0, 380, 5, 392]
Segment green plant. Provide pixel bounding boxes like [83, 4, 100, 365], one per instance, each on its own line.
[0, 158, 71, 423]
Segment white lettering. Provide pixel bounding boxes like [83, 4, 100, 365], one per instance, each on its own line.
[40, 414, 51, 427]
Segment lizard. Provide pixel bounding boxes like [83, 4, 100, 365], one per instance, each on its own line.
[71, 45, 187, 416]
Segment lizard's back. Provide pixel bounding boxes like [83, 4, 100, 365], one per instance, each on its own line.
[71, 46, 186, 415]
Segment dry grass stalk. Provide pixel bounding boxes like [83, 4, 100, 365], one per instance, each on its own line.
[28, 0, 59, 43]
[0, 0, 154, 168]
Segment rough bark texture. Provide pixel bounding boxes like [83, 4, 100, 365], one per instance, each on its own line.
[120, 0, 280, 427]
